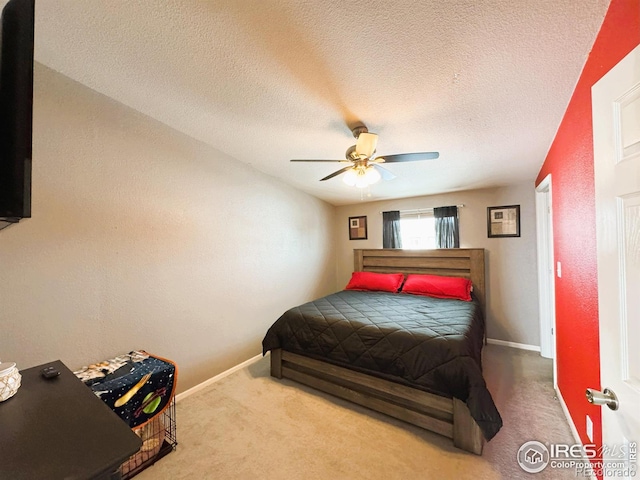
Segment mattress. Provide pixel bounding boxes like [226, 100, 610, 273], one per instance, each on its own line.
[262, 290, 502, 440]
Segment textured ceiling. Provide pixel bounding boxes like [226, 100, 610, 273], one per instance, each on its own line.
[30, 0, 610, 206]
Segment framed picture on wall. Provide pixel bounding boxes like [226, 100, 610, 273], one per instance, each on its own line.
[487, 205, 520, 238]
[349, 216, 368, 240]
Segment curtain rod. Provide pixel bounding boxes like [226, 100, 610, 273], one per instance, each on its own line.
[380, 204, 464, 214]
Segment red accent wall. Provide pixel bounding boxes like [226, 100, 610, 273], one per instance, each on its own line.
[536, 0, 640, 466]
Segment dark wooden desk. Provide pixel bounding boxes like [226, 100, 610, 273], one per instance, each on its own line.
[0, 360, 142, 480]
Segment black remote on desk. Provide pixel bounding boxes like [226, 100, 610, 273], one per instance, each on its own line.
[41, 366, 60, 379]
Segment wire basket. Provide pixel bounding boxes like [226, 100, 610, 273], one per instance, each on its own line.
[120, 395, 177, 479]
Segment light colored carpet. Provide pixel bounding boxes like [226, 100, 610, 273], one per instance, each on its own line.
[136, 344, 576, 479]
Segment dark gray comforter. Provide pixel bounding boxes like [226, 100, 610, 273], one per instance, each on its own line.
[262, 290, 502, 440]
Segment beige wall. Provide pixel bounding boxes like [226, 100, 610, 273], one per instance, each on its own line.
[334, 184, 539, 346]
[0, 64, 336, 392]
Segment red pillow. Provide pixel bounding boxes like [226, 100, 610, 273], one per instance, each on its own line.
[345, 271, 404, 293]
[401, 274, 472, 301]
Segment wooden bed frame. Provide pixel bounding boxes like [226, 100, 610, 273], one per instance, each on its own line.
[270, 248, 487, 454]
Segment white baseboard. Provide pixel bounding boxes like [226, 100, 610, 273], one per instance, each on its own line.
[175, 353, 264, 403]
[486, 338, 541, 352]
[556, 387, 583, 445]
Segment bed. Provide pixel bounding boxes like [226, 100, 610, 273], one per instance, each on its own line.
[262, 248, 502, 454]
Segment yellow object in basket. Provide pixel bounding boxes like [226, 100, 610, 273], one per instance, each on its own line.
[114, 373, 151, 408]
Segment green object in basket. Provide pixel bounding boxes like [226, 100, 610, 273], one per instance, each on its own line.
[142, 392, 162, 414]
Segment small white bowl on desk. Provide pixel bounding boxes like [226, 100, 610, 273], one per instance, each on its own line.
[0, 362, 21, 402]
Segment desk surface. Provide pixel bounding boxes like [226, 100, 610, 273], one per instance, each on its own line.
[0, 360, 142, 480]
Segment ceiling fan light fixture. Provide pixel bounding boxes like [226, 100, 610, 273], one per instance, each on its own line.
[344, 166, 381, 188]
[291, 122, 439, 187]
[342, 169, 358, 186]
[355, 173, 369, 188]
[364, 165, 381, 185]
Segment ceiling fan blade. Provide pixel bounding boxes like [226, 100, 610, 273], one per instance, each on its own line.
[290, 159, 349, 162]
[376, 152, 440, 163]
[371, 163, 396, 181]
[320, 166, 354, 181]
[355, 132, 378, 158]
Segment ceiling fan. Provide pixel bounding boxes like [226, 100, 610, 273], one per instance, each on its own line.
[291, 124, 439, 188]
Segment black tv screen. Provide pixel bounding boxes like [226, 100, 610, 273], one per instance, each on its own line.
[0, 0, 34, 222]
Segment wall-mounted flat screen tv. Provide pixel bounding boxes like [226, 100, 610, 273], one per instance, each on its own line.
[0, 0, 34, 224]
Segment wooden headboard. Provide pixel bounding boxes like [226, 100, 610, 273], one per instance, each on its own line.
[354, 249, 486, 311]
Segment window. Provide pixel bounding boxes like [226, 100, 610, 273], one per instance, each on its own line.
[384, 206, 460, 249]
[399, 214, 436, 249]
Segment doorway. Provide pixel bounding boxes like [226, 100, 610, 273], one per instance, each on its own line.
[535, 174, 556, 384]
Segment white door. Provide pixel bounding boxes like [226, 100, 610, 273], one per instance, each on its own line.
[592, 43, 640, 477]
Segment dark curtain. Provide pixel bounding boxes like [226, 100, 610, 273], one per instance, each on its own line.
[382, 211, 402, 248]
[434, 206, 459, 248]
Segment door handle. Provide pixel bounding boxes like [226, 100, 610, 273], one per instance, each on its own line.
[586, 388, 619, 411]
